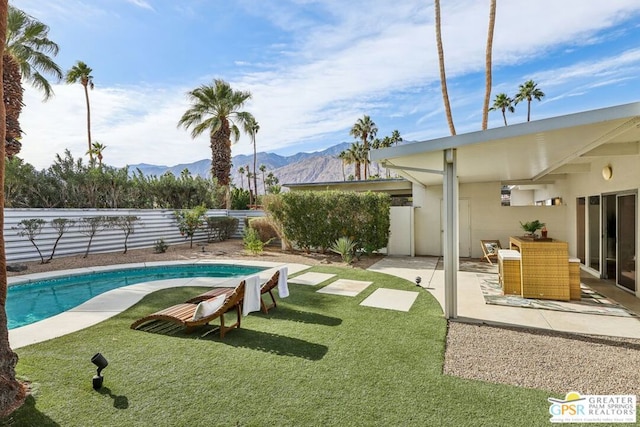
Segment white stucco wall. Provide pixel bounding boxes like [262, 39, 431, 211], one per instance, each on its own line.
[413, 182, 567, 258]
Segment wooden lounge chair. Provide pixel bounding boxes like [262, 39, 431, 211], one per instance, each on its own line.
[260, 270, 280, 314]
[185, 285, 236, 304]
[131, 281, 246, 338]
[480, 240, 502, 265]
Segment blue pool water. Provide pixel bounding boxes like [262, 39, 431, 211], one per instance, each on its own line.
[7, 263, 266, 329]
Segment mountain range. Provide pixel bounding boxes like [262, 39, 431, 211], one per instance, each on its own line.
[128, 141, 394, 187]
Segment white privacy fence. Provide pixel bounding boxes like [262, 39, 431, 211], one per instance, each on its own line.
[4, 209, 265, 263]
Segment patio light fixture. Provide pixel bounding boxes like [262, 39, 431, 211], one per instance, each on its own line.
[91, 352, 108, 390]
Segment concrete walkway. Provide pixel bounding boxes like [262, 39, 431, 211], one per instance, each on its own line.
[368, 256, 640, 339]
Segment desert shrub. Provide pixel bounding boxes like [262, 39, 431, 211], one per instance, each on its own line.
[243, 227, 266, 255]
[204, 216, 238, 242]
[248, 217, 278, 244]
[153, 239, 169, 253]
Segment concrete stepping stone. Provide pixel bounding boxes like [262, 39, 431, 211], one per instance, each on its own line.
[288, 272, 336, 286]
[316, 279, 372, 297]
[360, 288, 419, 312]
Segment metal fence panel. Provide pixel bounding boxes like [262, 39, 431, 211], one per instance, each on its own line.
[4, 209, 265, 263]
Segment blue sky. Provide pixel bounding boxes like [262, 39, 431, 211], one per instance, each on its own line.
[11, 0, 640, 169]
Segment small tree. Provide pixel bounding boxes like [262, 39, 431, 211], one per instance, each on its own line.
[174, 205, 207, 248]
[47, 218, 76, 262]
[79, 216, 109, 258]
[109, 216, 141, 254]
[13, 218, 46, 263]
[243, 226, 268, 255]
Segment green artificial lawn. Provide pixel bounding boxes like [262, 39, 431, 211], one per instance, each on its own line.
[3, 266, 555, 426]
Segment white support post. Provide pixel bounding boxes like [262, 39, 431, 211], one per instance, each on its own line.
[443, 149, 458, 319]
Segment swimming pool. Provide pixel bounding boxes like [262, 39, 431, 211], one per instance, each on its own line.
[7, 263, 266, 329]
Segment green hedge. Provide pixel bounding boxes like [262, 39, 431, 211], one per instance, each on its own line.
[264, 191, 391, 253]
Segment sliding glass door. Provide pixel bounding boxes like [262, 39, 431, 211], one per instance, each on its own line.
[617, 193, 636, 292]
[588, 196, 601, 271]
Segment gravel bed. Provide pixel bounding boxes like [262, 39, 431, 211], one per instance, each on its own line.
[444, 321, 640, 397]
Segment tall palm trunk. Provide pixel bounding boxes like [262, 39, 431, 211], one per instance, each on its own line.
[252, 141, 258, 200]
[481, 0, 496, 130]
[0, 1, 27, 416]
[83, 80, 92, 161]
[435, 0, 456, 135]
[362, 134, 369, 180]
[2, 54, 22, 158]
[210, 120, 232, 208]
[246, 164, 251, 204]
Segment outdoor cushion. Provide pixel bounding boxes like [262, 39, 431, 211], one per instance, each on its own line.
[192, 295, 226, 321]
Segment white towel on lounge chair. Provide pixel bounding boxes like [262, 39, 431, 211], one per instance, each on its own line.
[243, 274, 261, 316]
[278, 266, 289, 298]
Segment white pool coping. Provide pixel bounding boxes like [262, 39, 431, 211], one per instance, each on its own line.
[9, 260, 311, 349]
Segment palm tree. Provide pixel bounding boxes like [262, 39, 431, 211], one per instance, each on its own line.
[514, 79, 545, 122]
[259, 164, 267, 195]
[243, 116, 259, 205]
[3, 5, 62, 158]
[87, 141, 106, 167]
[389, 129, 403, 146]
[337, 150, 349, 181]
[481, 0, 497, 130]
[178, 79, 253, 208]
[66, 61, 95, 161]
[371, 138, 385, 177]
[0, 0, 28, 416]
[237, 166, 245, 189]
[349, 115, 377, 179]
[346, 142, 365, 180]
[489, 93, 515, 126]
[435, 0, 456, 135]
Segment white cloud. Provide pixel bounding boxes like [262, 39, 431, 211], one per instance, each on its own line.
[12, 0, 640, 168]
[126, 0, 154, 11]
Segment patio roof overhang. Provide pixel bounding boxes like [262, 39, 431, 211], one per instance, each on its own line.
[283, 178, 413, 196]
[370, 102, 640, 187]
[369, 101, 640, 319]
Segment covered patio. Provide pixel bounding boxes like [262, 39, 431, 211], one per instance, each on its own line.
[370, 102, 640, 319]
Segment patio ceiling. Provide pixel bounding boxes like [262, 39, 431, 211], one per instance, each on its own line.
[370, 102, 640, 187]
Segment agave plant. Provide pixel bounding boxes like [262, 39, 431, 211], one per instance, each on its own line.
[330, 236, 357, 264]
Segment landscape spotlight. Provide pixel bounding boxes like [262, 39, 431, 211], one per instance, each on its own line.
[91, 352, 108, 390]
[415, 276, 422, 287]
